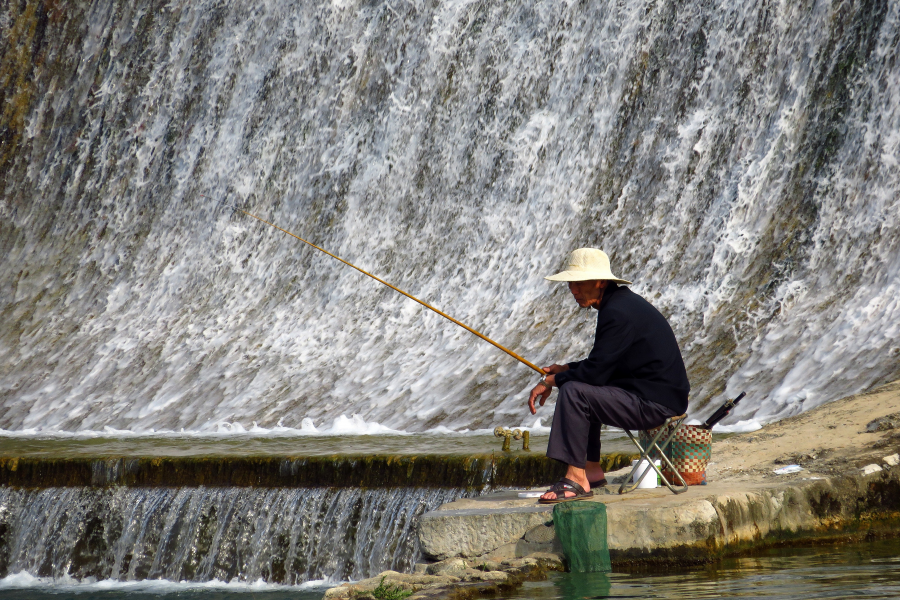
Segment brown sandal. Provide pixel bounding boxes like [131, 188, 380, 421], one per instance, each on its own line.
[538, 477, 594, 504]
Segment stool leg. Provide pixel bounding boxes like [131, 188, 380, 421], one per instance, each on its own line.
[649, 418, 688, 494]
[617, 429, 646, 494]
[618, 425, 670, 494]
[618, 415, 689, 495]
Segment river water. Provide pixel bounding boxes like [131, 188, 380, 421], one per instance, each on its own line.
[509, 539, 900, 600]
[0, 539, 897, 599]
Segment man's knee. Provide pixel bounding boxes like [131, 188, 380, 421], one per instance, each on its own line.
[556, 381, 598, 414]
[556, 381, 579, 406]
[558, 380, 591, 397]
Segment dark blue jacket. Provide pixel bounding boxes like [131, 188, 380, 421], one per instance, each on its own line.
[553, 285, 690, 414]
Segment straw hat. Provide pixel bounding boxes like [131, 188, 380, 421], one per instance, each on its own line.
[545, 248, 632, 284]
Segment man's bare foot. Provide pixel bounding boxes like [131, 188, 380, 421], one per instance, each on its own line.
[540, 465, 591, 501]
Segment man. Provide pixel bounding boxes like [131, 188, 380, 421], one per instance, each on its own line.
[528, 248, 690, 503]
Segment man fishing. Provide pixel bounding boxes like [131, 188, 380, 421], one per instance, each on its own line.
[528, 248, 690, 503]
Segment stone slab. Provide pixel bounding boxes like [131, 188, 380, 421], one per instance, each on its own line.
[418, 504, 553, 560]
[418, 466, 900, 565]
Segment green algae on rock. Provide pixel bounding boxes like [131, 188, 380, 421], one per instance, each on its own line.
[0, 452, 635, 490]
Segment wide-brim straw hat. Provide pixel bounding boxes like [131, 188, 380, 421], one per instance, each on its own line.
[545, 248, 632, 284]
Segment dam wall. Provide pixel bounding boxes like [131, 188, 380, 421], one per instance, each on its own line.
[2, 0, 899, 435]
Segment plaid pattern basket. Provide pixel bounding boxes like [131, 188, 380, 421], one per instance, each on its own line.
[640, 423, 712, 486]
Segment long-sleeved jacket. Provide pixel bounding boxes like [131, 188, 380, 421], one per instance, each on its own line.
[553, 284, 690, 414]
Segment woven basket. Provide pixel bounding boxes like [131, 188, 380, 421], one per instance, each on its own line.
[640, 423, 712, 486]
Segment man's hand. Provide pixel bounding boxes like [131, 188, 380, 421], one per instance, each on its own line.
[528, 380, 552, 415]
[527, 364, 569, 415]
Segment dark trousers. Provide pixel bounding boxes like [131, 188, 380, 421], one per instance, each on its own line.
[546, 381, 679, 468]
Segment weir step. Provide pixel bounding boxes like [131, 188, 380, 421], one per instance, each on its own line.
[0, 453, 635, 489]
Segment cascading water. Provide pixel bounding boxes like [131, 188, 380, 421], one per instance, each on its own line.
[1, 0, 899, 434]
[0, 486, 463, 584]
[2, 0, 899, 591]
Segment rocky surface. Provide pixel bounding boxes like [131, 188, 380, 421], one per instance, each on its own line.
[322, 555, 564, 600]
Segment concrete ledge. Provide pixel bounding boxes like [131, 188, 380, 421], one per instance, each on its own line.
[418, 505, 553, 559]
[417, 462, 900, 566]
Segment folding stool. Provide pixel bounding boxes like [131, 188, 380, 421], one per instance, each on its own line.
[617, 413, 689, 495]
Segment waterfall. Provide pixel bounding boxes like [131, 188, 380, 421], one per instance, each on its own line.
[1, 0, 898, 430]
[0, 486, 464, 583]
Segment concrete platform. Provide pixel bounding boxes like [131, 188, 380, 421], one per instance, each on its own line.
[418, 459, 900, 566]
[418, 382, 900, 566]
[325, 382, 900, 598]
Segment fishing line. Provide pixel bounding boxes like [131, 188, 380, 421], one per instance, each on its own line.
[210, 197, 544, 375]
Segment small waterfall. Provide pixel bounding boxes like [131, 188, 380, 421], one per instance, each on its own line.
[0, 486, 465, 583]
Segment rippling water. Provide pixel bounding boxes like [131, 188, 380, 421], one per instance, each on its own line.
[0, 539, 897, 599]
[508, 539, 900, 600]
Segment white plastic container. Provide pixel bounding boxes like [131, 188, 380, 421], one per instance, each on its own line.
[631, 459, 662, 488]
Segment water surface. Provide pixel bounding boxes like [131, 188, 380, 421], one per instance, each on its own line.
[0, 432, 562, 458]
[507, 539, 900, 599]
[2, 540, 897, 600]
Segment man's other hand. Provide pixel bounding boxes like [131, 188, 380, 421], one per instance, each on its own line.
[528, 380, 553, 415]
[527, 364, 570, 414]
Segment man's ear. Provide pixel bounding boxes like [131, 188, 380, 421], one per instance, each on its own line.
[597, 280, 609, 290]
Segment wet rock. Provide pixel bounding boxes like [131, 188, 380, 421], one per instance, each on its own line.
[422, 561, 509, 582]
[463, 569, 508, 582]
[502, 552, 565, 571]
[865, 414, 900, 433]
[500, 557, 537, 569]
[861, 463, 883, 475]
[469, 559, 503, 572]
[884, 454, 899, 467]
[425, 558, 468, 577]
[523, 522, 555, 544]
[323, 571, 460, 600]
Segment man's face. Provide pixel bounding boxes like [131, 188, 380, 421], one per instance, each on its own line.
[568, 280, 608, 308]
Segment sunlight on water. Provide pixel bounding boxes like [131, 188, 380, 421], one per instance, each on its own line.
[505, 539, 900, 600]
[1, 0, 899, 436]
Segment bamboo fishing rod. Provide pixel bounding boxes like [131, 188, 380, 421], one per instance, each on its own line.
[219, 201, 544, 375]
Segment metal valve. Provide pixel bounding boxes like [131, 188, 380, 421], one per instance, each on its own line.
[493, 427, 530, 451]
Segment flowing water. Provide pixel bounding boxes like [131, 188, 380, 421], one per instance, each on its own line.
[0, 486, 465, 585]
[1, 0, 899, 436]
